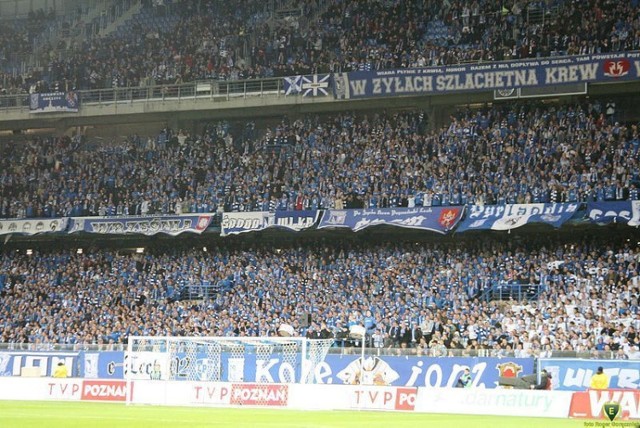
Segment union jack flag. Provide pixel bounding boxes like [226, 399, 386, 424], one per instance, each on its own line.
[301, 74, 330, 97]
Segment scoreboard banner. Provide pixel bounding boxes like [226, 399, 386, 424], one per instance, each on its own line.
[333, 51, 640, 99]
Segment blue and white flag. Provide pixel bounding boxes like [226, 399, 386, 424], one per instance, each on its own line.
[301, 74, 330, 97]
[29, 91, 79, 113]
[68, 215, 212, 236]
[539, 358, 640, 391]
[456, 203, 578, 232]
[283, 76, 303, 95]
[587, 200, 640, 225]
[335, 52, 640, 100]
[86, 350, 532, 388]
[270, 210, 319, 232]
[318, 207, 463, 233]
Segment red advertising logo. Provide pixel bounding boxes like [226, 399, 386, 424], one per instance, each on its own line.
[569, 389, 639, 420]
[603, 59, 630, 78]
[352, 387, 417, 411]
[81, 380, 129, 402]
[395, 387, 417, 411]
[229, 384, 288, 406]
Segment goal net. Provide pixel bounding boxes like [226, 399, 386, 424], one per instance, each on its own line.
[125, 336, 334, 404]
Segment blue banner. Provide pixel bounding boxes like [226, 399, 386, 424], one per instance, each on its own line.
[83, 351, 125, 379]
[80, 350, 532, 387]
[283, 74, 331, 97]
[221, 211, 319, 236]
[335, 52, 640, 99]
[283, 76, 302, 95]
[29, 91, 79, 113]
[318, 207, 463, 233]
[0, 351, 79, 377]
[587, 201, 640, 225]
[456, 203, 578, 232]
[270, 210, 319, 232]
[316, 355, 533, 388]
[539, 358, 640, 391]
[68, 214, 213, 236]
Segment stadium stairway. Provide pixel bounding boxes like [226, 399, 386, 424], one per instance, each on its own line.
[479, 281, 543, 302]
[97, 0, 144, 38]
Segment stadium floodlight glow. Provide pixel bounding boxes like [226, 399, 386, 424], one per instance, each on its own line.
[26, 249, 33, 255]
[77, 248, 83, 254]
[136, 248, 144, 254]
[202, 246, 208, 252]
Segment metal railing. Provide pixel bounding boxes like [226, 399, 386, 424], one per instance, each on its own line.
[0, 342, 124, 352]
[0, 342, 635, 360]
[478, 282, 545, 302]
[328, 346, 639, 360]
[179, 282, 221, 301]
[0, 77, 286, 113]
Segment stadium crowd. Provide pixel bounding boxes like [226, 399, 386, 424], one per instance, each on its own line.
[1, 0, 639, 362]
[2, 0, 640, 93]
[0, 99, 638, 219]
[0, 236, 638, 358]
[276, 0, 640, 73]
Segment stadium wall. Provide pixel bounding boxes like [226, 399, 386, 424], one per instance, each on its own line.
[0, 377, 638, 420]
[0, 377, 575, 418]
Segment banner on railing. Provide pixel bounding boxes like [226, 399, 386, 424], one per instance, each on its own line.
[272, 210, 320, 232]
[587, 201, 640, 225]
[0, 218, 68, 235]
[456, 203, 578, 232]
[29, 91, 79, 113]
[333, 51, 640, 99]
[0, 351, 79, 377]
[283, 74, 331, 97]
[85, 351, 533, 387]
[538, 358, 640, 391]
[221, 211, 319, 236]
[220, 211, 270, 236]
[318, 207, 463, 233]
[68, 215, 212, 236]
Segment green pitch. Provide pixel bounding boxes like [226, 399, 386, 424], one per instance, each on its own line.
[0, 401, 602, 428]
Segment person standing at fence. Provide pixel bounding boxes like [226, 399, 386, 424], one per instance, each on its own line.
[530, 369, 552, 390]
[53, 361, 68, 378]
[456, 367, 472, 387]
[589, 366, 610, 390]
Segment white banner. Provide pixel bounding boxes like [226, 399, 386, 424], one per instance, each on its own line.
[0, 218, 68, 235]
[415, 387, 572, 418]
[628, 200, 640, 226]
[220, 212, 270, 236]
